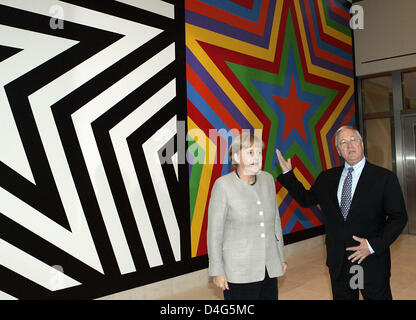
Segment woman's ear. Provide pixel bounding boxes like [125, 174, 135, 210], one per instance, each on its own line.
[233, 152, 240, 165]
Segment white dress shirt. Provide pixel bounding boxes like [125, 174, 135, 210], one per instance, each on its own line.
[337, 156, 366, 207]
[337, 157, 374, 254]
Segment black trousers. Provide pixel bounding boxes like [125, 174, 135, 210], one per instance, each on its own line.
[330, 253, 392, 300]
[223, 269, 278, 300]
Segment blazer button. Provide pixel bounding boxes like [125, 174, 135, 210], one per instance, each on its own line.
[257, 200, 261, 205]
[260, 222, 264, 227]
[261, 233, 265, 238]
[259, 211, 263, 216]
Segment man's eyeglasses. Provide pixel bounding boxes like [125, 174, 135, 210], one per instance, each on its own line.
[338, 136, 361, 148]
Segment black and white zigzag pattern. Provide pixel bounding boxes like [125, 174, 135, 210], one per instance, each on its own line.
[0, 0, 204, 299]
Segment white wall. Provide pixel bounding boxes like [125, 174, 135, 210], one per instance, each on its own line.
[354, 0, 416, 76]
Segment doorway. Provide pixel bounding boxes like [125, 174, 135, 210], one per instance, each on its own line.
[402, 115, 416, 234]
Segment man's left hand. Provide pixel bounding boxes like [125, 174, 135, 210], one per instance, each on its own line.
[346, 236, 371, 264]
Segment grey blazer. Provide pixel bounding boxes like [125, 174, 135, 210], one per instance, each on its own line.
[207, 170, 285, 284]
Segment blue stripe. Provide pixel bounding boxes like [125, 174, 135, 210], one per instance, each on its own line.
[283, 208, 315, 234]
[253, 45, 326, 171]
[308, 0, 352, 61]
[187, 82, 237, 176]
[199, 0, 262, 23]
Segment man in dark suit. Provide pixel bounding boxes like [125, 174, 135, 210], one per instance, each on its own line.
[276, 126, 407, 300]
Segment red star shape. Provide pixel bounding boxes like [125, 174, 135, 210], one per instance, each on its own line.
[273, 76, 312, 142]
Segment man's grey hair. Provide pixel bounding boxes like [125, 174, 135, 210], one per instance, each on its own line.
[334, 126, 363, 149]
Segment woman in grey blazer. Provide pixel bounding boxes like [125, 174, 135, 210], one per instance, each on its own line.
[207, 132, 287, 300]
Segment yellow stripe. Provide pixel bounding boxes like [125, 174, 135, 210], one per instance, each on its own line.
[294, 1, 354, 168]
[277, 169, 310, 206]
[188, 118, 215, 257]
[316, 0, 352, 45]
[186, 26, 262, 130]
[186, 0, 282, 61]
[185, 1, 283, 130]
[320, 88, 354, 168]
[277, 187, 288, 204]
[293, 167, 311, 189]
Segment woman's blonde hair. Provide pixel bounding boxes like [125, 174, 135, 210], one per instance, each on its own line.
[228, 132, 264, 169]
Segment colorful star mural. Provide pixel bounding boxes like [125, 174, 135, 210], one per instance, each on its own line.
[186, 0, 356, 257]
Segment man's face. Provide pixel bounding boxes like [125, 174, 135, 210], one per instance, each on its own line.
[236, 145, 262, 175]
[336, 128, 364, 166]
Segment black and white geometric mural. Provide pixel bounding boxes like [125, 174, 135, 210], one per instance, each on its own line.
[0, 0, 204, 299]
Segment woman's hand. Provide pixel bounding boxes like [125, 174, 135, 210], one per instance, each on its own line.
[275, 149, 292, 172]
[282, 262, 288, 275]
[213, 275, 229, 291]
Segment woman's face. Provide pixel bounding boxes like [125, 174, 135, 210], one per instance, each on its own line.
[236, 144, 262, 175]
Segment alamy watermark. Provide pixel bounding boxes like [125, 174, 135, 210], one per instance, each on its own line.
[49, 5, 64, 30]
[49, 264, 65, 291]
[349, 5, 364, 30]
[158, 121, 263, 166]
[47, 4, 363, 30]
[349, 265, 364, 290]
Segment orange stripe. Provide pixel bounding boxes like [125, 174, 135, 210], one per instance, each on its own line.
[186, 64, 242, 130]
[281, 198, 297, 230]
[300, 207, 323, 227]
[304, 0, 353, 70]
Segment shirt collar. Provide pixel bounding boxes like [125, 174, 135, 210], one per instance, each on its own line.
[345, 156, 366, 171]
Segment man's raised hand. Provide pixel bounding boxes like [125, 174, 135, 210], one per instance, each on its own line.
[275, 149, 292, 172]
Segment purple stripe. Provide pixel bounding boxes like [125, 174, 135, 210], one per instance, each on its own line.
[326, 94, 355, 167]
[188, 154, 194, 176]
[310, 205, 325, 224]
[186, 47, 253, 130]
[279, 192, 325, 225]
[279, 192, 292, 218]
[326, 0, 350, 29]
[185, 0, 276, 49]
[299, 0, 353, 78]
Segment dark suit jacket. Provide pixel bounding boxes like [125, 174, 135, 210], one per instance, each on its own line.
[277, 161, 407, 280]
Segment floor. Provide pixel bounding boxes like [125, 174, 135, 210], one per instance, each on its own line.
[162, 234, 416, 300]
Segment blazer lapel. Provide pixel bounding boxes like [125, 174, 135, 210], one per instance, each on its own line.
[330, 166, 345, 221]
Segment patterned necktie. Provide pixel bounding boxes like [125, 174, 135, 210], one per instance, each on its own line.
[340, 167, 354, 220]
